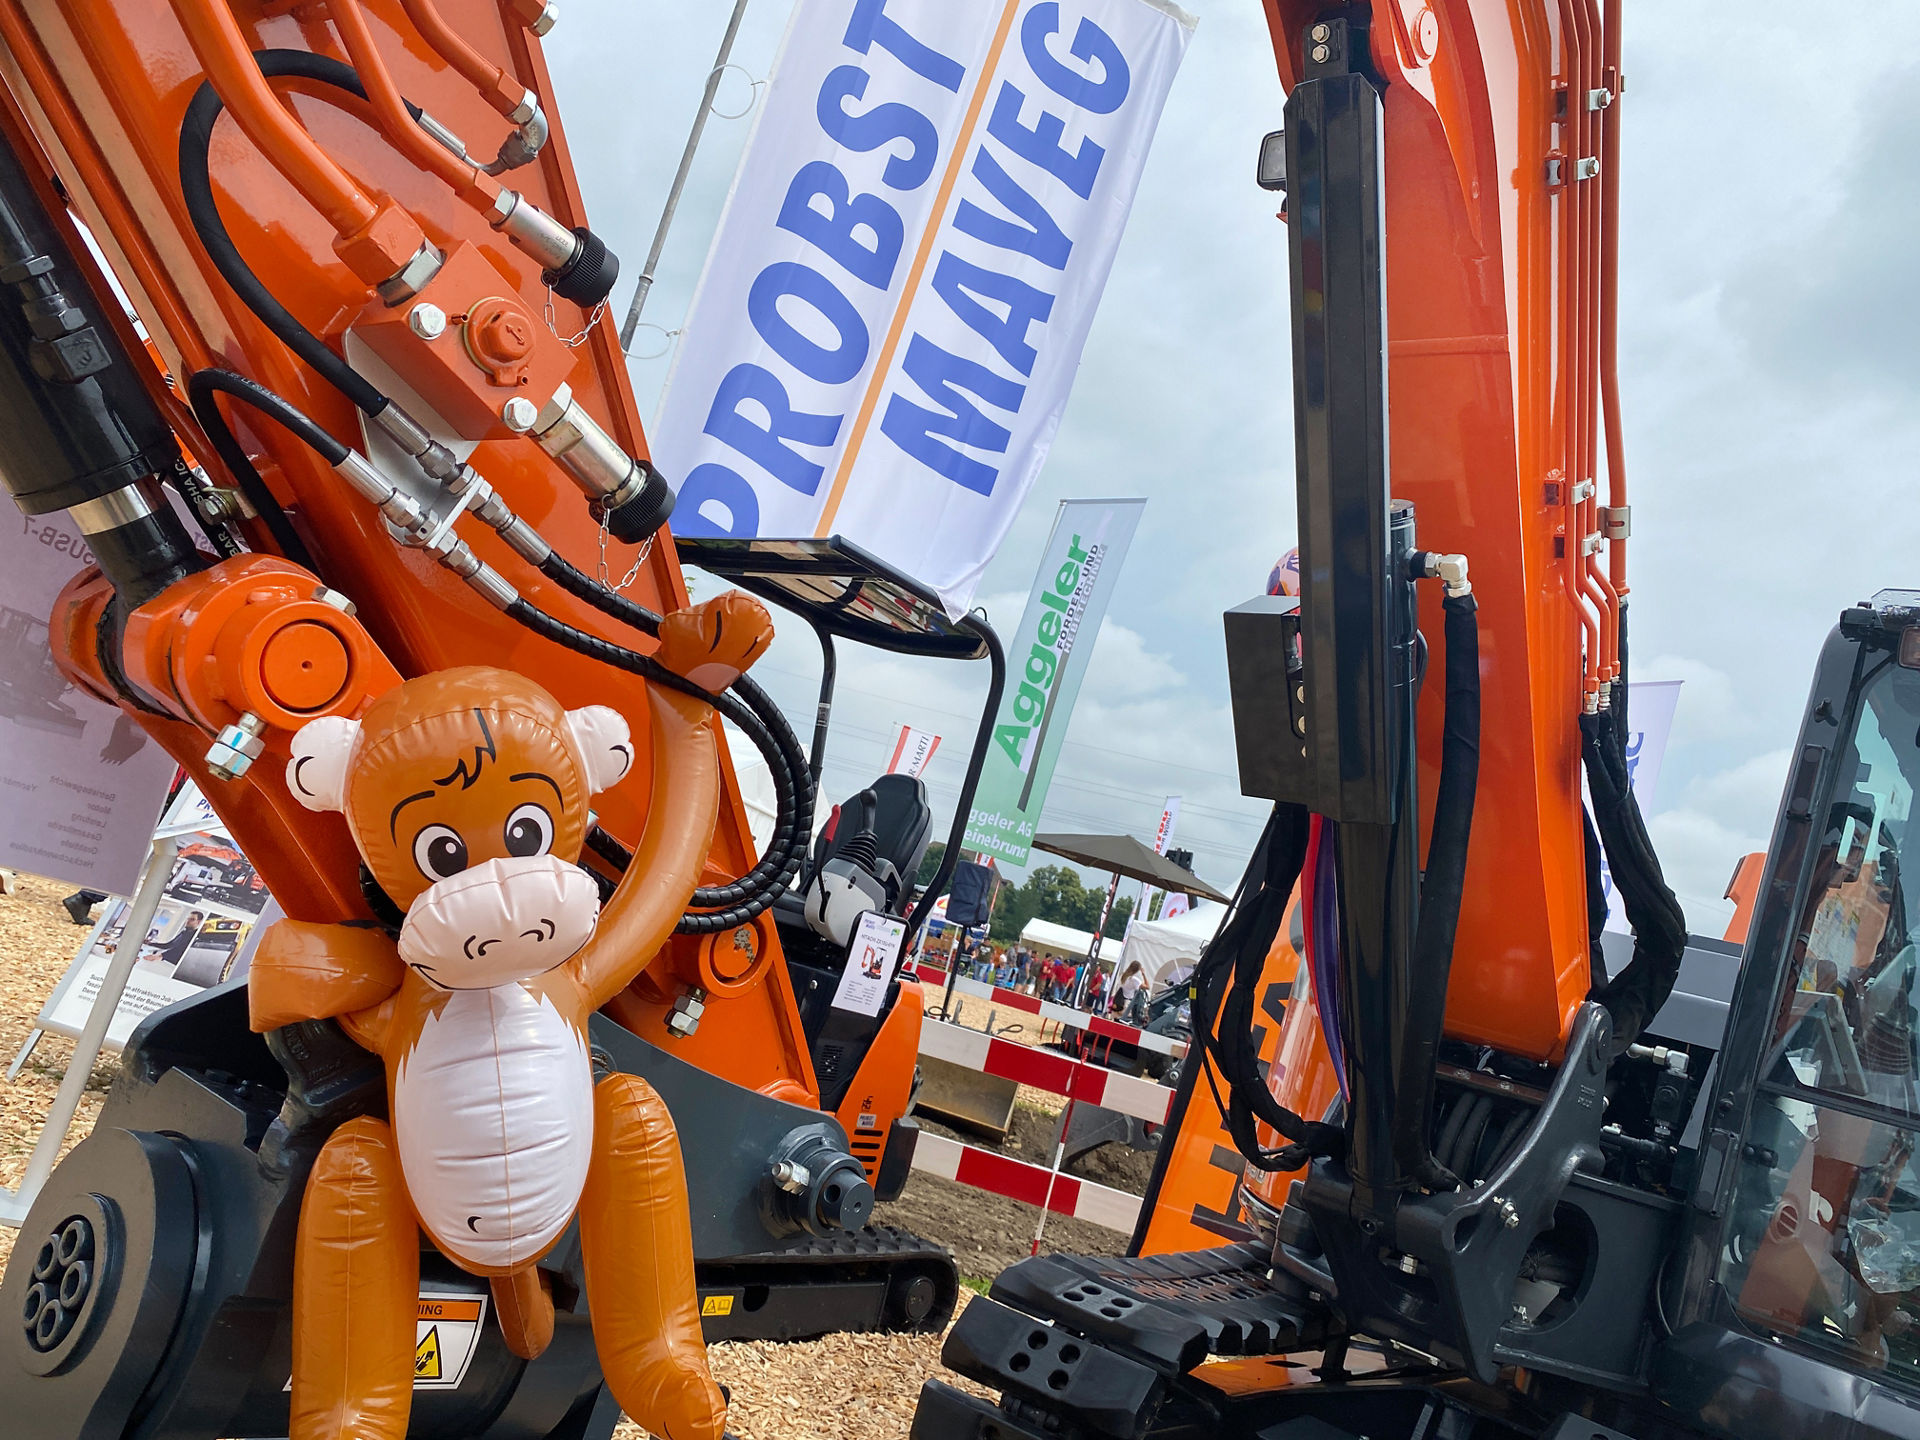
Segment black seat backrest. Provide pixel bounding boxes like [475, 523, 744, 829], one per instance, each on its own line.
[810, 773, 934, 909]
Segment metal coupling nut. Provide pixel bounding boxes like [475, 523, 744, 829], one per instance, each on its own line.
[205, 713, 268, 782]
[665, 985, 707, 1038]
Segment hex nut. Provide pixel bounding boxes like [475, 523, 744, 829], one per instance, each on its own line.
[501, 396, 540, 432]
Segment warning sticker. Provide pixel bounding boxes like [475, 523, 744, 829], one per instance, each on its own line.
[700, 1293, 736, 1317]
[283, 1290, 488, 1394]
[413, 1293, 486, 1390]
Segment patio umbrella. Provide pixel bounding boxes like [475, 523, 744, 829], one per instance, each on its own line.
[1031, 833, 1230, 903]
[1030, 832, 1229, 1003]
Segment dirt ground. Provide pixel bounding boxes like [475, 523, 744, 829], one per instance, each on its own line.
[0, 874, 1160, 1438]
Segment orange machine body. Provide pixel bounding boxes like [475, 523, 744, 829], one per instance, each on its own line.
[1135, 895, 1339, 1256]
[0, 0, 826, 1092]
[1259, 0, 1615, 1065]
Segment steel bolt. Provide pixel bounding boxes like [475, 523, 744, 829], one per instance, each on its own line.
[407, 302, 448, 340]
[1310, 42, 1330, 63]
[1310, 22, 1330, 42]
[501, 396, 540, 432]
[1496, 1197, 1521, 1230]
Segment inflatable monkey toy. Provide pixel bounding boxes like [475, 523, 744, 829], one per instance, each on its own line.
[247, 592, 773, 1440]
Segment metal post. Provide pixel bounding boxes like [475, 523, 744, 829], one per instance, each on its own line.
[0, 835, 181, 1227]
[619, 0, 752, 351]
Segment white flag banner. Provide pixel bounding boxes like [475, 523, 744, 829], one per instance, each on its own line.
[654, 0, 1195, 616]
[1151, 795, 1179, 854]
[1598, 679, 1683, 934]
[887, 723, 943, 778]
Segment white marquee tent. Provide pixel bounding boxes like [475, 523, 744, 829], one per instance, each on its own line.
[1118, 900, 1229, 989]
[1019, 918, 1098, 961]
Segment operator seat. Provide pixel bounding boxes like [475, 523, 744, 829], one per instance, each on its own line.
[809, 773, 935, 914]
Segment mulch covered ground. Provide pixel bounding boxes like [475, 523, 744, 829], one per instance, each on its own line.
[0, 874, 1160, 1440]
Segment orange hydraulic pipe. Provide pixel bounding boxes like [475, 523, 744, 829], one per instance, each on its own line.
[165, 0, 389, 242]
[1599, 0, 1628, 600]
[1554, 1, 1600, 702]
[1573, 0, 1618, 687]
[328, 0, 504, 208]
[399, 0, 532, 120]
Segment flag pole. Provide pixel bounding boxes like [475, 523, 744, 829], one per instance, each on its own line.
[619, 0, 753, 351]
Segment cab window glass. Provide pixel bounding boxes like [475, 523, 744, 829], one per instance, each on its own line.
[1770, 658, 1920, 1120]
[1721, 1094, 1920, 1372]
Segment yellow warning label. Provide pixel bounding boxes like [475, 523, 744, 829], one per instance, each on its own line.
[415, 1326, 442, 1380]
[700, 1294, 735, 1317]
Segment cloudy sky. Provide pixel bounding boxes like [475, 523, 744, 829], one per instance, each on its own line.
[545, 1, 1920, 924]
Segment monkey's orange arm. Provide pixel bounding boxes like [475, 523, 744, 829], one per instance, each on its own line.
[569, 595, 773, 1012]
[249, 920, 406, 1032]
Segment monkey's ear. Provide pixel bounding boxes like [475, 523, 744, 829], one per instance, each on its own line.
[287, 715, 361, 813]
[567, 705, 632, 794]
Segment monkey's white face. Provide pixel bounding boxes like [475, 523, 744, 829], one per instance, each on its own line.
[396, 855, 599, 990]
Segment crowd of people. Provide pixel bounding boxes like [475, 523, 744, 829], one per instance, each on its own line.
[929, 935, 1154, 1023]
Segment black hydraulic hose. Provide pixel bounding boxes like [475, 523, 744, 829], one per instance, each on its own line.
[534, 550, 814, 913]
[1192, 801, 1345, 1172]
[1394, 590, 1481, 1190]
[503, 598, 810, 931]
[178, 51, 390, 417]
[189, 369, 349, 464]
[184, 369, 325, 568]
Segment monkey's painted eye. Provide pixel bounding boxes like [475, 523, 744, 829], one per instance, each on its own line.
[413, 824, 469, 880]
[504, 802, 554, 858]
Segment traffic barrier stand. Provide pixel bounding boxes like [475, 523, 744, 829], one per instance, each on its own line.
[911, 1131, 1141, 1235]
[907, 1006, 1177, 1236]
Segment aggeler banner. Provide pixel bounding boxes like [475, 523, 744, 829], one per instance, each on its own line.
[963, 497, 1142, 865]
[654, 0, 1193, 616]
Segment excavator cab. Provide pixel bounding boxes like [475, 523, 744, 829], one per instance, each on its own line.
[1662, 588, 1920, 1434]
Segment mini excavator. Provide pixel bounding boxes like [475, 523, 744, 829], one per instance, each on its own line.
[910, 5, 1920, 1440]
[0, 1, 995, 1435]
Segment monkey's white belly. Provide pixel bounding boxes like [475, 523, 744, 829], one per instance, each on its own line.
[393, 984, 593, 1271]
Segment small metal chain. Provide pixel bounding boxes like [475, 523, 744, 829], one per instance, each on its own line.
[597, 507, 652, 594]
[545, 288, 607, 349]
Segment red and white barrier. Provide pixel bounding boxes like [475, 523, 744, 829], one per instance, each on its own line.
[910, 964, 1186, 1058]
[911, 1130, 1141, 1234]
[918, 1017, 1173, 1125]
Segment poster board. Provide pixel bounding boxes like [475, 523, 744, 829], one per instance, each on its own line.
[0, 508, 178, 894]
[26, 783, 277, 1052]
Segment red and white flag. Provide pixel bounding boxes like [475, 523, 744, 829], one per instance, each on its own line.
[887, 724, 942, 780]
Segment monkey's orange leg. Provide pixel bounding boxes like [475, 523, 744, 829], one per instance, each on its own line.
[491, 1264, 555, 1360]
[579, 1074, 726, 1440]
[290, 1117, 420, 1440]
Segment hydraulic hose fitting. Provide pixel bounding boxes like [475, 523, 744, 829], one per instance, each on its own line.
[484, 101, 549, 174]
[489, 191, 619, 307]
[1410, 550, 1471, 598]
[506, 0, 559, 36]
[528, 384, 675, 543]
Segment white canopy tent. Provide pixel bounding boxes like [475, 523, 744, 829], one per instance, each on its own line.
[1118, 900, 1229, 989]
[1019, 918, 1097, 961]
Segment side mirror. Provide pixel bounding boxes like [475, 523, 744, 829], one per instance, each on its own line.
[1256, 129, 1287, 192]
